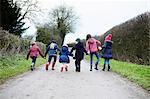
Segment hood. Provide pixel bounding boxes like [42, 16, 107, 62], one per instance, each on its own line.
[62, 46, 68, 52]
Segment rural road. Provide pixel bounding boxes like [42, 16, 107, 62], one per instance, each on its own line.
[0, 58, 149, 99]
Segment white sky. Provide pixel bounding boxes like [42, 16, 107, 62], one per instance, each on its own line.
[23, 0, 149, 44]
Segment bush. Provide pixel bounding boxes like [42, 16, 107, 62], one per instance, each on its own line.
[98, 12, 150, 65]
[0, 28, 46, 55]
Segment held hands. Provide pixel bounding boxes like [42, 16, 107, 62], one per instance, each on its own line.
[86, 51, 90, 55]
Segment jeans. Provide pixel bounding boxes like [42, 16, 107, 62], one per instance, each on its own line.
[104, 58, 110, 66]
[90, 52, 100, 66]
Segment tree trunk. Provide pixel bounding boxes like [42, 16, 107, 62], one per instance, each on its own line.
[61, 32, 66, 46]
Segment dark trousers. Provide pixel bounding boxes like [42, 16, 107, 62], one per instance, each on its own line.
[48, 55, 57, 67]
[75, 59, 82, 72]
[31, 56, 37, 65]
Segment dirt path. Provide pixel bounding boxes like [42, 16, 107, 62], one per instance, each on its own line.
[0, 59, 149, 99]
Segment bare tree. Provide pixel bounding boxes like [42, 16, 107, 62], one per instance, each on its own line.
[16, 0, 42, 22]
[49, 5, 78, 45]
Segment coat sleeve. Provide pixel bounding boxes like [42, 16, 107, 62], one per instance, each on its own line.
[38, 47, 44, 58]
[45, 46, 50, 57]
[86, 40, 89, 52]
[27, 48, 31, 59]
[70, 46, 75, 54]
[96, 40, 102, 47]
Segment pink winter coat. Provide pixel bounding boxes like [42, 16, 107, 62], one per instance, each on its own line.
[28, 45, 41, 57]
[104, 34, 112, 42]
[86, 38, 101, 53]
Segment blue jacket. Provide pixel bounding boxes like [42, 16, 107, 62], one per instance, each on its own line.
[59, 46, 71, 63]
[45, 42, 59, 56]
[102, 41, 112, 59]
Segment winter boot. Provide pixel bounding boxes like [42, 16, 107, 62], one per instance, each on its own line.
[90, 65, 92, 71]
[102, 64, 106, 71]
[108, 65, 110, 71]
[65, 67, 68, 71]
[65, 65, 68, 71]
[45, 63, 49, 70]
[31, 65, 33, 71]
[78, 67, 80, 72]
[94, 63, 98, 70]
[61, 67, 63, 72]
[31, 63, 34, 71]
[51, 62, 55, 70]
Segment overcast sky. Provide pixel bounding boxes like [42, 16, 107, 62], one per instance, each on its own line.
[23, 0, 149, 44]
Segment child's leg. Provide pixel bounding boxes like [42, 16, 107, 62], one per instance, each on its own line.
[31, 57, 37, 70]
[46, 55, 52, 70]
[107, 59, 110, 71]
[95, 52, 100, 70]
[90, 52, 93, 71]
[102, 58, 107, 71]
[75, 60, 78, 71]
[78, 60, 81, 72]
[32, 57, 37, 65]
[51, 56, 57, 70]
[61, 64, 64, 72]
[65, 64, 68, 71]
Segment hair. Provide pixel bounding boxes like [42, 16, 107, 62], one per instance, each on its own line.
[86, 34, 92, 41]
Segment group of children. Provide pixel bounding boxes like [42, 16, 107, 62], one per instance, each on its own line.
[27, 33, 113, 72]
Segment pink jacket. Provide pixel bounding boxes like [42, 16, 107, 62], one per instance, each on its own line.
[86, 38, 101, 52]
[104, 34, 112, 42]
[29, 45, 41, 57]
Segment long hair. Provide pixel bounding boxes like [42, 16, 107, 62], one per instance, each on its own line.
[86, 34, 92, 41]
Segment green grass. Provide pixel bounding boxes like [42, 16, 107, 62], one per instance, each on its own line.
[0, 55, 46, 84]
[85, 56, 150, 91]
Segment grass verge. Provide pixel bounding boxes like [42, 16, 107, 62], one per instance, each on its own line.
[85, 56, 150, 91]
[0, 55, 46, 84]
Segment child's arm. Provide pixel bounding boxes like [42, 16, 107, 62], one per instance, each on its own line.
[56, 45, 61, 52]
[96, 40, 102, 47]
[70, 47, 75, 54]
[44, 46, 49, 57]
[86, 40, 90, 53]
[83, 47, 88, 55]
[26, 49, 31, 60]
[38, 47, 44, 58]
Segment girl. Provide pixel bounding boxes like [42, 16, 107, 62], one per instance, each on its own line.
[59, 44, 72, 72]
[102, 34, 113, 71]
[86, 34, 102, 71]
[27, 42, 45, 71]
[70, 38, 88, 72]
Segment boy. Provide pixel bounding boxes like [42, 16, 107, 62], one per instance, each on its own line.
[45, 39, 60, 70]
[70, 38, 88, 72]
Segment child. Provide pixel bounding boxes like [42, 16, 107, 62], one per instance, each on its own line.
[102, 34, 113, 71]
[59, 44, 72, 72]
[86, 34, 102, 71]
[44, 39, 60, 70]
[70, 38, 88, 72]
[27, 42, 45, 71]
